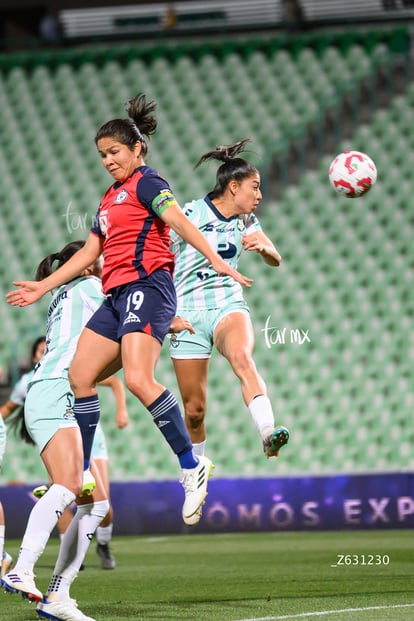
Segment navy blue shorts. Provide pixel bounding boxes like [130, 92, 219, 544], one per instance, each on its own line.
[86, 270, 177, 345]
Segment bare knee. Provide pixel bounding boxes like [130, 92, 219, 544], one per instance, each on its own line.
[184, 402, 206, 431]
[124, 373, 154, 403]
[54, 474, 83, 497]
[68, 366, 95, 394]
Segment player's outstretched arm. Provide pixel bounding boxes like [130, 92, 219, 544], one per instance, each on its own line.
[6, 234, 103, 307]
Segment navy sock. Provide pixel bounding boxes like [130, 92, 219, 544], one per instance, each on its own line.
[147, 389, 197, 468]
[73, 395, 100, 470]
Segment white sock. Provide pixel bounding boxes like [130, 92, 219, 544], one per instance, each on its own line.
[15, 484, 76, 572]
[46, 499, 110, 599]
[192, 441, 206, 457]
[96, 523, 113, 545]
[0, 524, 5, 564]
[248, 395, 275, 440]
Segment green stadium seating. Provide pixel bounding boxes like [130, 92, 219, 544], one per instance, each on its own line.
[0, 28, 411, 482]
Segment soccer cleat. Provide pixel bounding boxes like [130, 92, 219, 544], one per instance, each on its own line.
[263, 426, 290, 458]
[183, 507, 202, 526]
[181, 455, 214, 525]
[36, 598, 96, 621]
[96, 543, 116, 570]
[32, 483, 51, 499]
[1, 551, 13, 577]
[78, 469, 96, 497]
[1, 569, 43, 602]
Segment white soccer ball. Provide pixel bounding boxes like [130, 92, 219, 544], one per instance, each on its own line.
[328, 150, 377, 198]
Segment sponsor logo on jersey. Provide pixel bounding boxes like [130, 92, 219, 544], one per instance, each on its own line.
[203, 223, 237, 233]
[197, 270, 210, 281]
[48, 291, 68, 317]
[115, 189, 128, 204]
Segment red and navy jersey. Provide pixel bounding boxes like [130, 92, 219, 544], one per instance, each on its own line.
[91, 166, 176, 293]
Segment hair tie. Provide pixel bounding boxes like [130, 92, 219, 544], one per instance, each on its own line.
[131, 121, 144, 143]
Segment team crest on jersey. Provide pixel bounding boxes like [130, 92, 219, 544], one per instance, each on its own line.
[237, 216, 245, 232]
[115, 189, 128, 204]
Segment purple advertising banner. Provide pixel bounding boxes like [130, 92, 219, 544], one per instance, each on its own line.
[1, 473, 413, 538]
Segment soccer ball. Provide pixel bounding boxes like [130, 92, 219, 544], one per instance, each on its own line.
[328, 150, 377, 198]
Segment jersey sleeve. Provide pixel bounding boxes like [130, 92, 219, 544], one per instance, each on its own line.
[77, 277, 105, 317]
[137, 171, 177, 218]
[244, 213, 262, 234]
[91, 204, 104, 237]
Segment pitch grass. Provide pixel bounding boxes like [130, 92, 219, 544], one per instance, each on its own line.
[1, 530, 412, 621]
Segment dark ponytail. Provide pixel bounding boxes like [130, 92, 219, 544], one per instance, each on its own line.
[8, 406, 35, 445]
[94, 93, 157, 157]
[35, 240, 85, 281]
[195, 139, 258, 199]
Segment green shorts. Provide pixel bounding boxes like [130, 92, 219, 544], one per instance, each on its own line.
[91, 422, 108, 460]
[169, 301, 250, 359]
[25, 378, 78, 454]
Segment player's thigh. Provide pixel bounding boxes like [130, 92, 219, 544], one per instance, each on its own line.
[121, 331, 162, 381]
[214, 310, 255, 360]
[41, 427, 83, 490]
[70, 327, 121, 389]
[172, 358, 210, 407]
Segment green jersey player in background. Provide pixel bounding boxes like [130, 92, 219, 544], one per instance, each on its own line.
[169, 140, 289, 500]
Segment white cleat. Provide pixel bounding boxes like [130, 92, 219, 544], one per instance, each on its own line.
[181, 455, 214, 525]
[37, 598, 96, 621]
[1, 568, 43, 602]
[183, 507, 202, 526]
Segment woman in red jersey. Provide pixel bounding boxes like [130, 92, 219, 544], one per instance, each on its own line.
[6, 93, 251, 526]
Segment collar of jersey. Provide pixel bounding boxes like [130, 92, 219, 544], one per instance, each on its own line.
[204, 194, 237, 222]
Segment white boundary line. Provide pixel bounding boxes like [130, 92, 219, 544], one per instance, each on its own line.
[235, 603, 414, 621]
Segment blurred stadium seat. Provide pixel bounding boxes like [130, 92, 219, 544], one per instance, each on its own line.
[0, 27, 412, 481]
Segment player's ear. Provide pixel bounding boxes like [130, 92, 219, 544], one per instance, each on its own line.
[134, 141, 143, 158]
[229, 180, 238, 196]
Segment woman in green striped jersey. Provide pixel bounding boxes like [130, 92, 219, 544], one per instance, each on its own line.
[1, 241, 109, 621]
[170, 140, 289, 475]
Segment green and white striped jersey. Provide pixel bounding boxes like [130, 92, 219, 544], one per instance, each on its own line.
[31, 275, 104, 382]
[171, 196, 262, 310]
